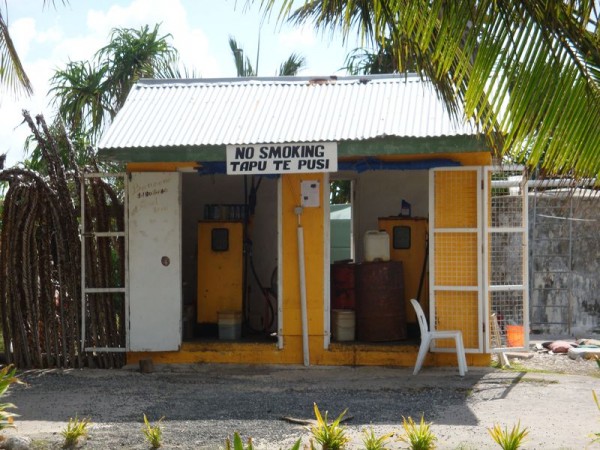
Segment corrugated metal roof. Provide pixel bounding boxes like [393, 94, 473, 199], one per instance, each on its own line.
[98, 74, 478, 151]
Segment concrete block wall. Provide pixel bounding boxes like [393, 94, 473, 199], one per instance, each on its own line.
[528, 193, 600, 337]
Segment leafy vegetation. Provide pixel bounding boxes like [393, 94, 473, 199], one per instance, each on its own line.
[61, 416, 91, 448]
[310, 403, 349, 450]
[224, 432, 254, 450]
[260, 0, 600, 180]
[142, 414, 164, 449]
[49, 24, 177, 141]
[398, 415, 437, 450]
[228, 35, 306, 77]
[0, 5, 33, 98]
[0, 365, 20, 431]
[592, 390, 600, 444]
[361, 427, 392, 450]
[488, 422, 529, 450]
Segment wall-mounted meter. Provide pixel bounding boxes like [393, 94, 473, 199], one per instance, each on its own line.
[301, 180, 320, 207]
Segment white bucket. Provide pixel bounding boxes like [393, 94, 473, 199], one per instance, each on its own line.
[218, 311, 242, 340]
[364, 230, 390, 262]
[332, 309, 355, 342]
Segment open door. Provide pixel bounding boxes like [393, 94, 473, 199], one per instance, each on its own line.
[128, 172, 182, 351]
[429, 167, 484, 353]
[484, 167, 529, 352]
[429, 166, 530, 355]
[80, 173, 128, 353]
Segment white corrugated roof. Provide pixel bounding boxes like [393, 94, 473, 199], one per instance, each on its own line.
[98, 74, 478, 151]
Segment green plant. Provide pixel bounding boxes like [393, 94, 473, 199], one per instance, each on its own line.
[398, 415, 437, 450]
[592, 390, 600, 444]
[223, 434, 300, 450]
[61, 416, 91, 448]
[361, 427, 393, 450]
[310, 403, 349, 450]
[287, 440, 302, 450]
[142, 414, 164, 448]
[0, 365, 21, 430]
[224, 432, 254, 450]
[488, 421, 529, 450]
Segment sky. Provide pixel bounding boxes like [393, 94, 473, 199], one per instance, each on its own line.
[1, 0, 357, 167]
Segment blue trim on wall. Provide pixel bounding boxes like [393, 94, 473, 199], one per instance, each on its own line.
[338, 158, 461, 172]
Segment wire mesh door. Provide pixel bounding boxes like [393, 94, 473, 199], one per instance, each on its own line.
[484, 167, 529, 352]
[80, 173, 128, 353]
[429, 167, 484, 353]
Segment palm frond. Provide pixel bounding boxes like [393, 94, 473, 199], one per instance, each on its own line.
[0, 10, 33, 99]
[259, 0, 600, 180]
[229, 36, 256, 76]
[278, 53, 306, 76]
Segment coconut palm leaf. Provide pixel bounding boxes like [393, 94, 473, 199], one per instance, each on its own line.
[0, 9, 33, 98]
[229, 36, 256, 77]
[257, 0, 600, 180]
[278, 53, 306, 76]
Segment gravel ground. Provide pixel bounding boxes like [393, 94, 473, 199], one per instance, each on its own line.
[1, 348, 599, 450]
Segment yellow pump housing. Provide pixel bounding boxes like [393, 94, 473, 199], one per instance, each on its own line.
[197, 221, 244, 324]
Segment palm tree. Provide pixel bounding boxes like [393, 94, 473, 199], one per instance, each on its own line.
[344, 37, 402, 75]
[0, 8, 33, 98]
[97, 24, 178, 111]
[49, 24, 178, 140]
[257, 0, 600, 180]
[229, 35, 306, 77]
[49, 61, 111, 138]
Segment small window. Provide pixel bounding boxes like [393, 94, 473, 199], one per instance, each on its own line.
[211, 228, 229, 251]
[393, 226, 411, 249]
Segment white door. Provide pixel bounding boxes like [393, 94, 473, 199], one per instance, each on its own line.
[128, 172, 182, 351]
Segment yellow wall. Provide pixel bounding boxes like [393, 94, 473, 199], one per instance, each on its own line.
[280, 173, 326, 363]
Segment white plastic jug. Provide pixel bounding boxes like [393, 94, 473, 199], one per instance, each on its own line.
[363, 230, 390, 262]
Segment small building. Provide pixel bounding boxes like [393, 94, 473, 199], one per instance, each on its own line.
[95, 74, 529, 368]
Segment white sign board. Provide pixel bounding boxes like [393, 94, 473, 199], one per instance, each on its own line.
[226, 142, 338, 175]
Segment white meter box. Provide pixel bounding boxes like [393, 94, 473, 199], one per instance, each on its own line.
[301, 180, 320, 207]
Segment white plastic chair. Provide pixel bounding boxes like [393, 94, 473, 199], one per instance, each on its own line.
[410, 299, 468, 376]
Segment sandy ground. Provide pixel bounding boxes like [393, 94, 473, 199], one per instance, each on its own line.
[1, 351, 599, 450]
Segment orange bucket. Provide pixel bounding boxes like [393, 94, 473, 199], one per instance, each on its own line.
[506, 325, 525, 347]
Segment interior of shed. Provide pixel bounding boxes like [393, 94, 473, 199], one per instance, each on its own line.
[180, 169, 430, 345]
